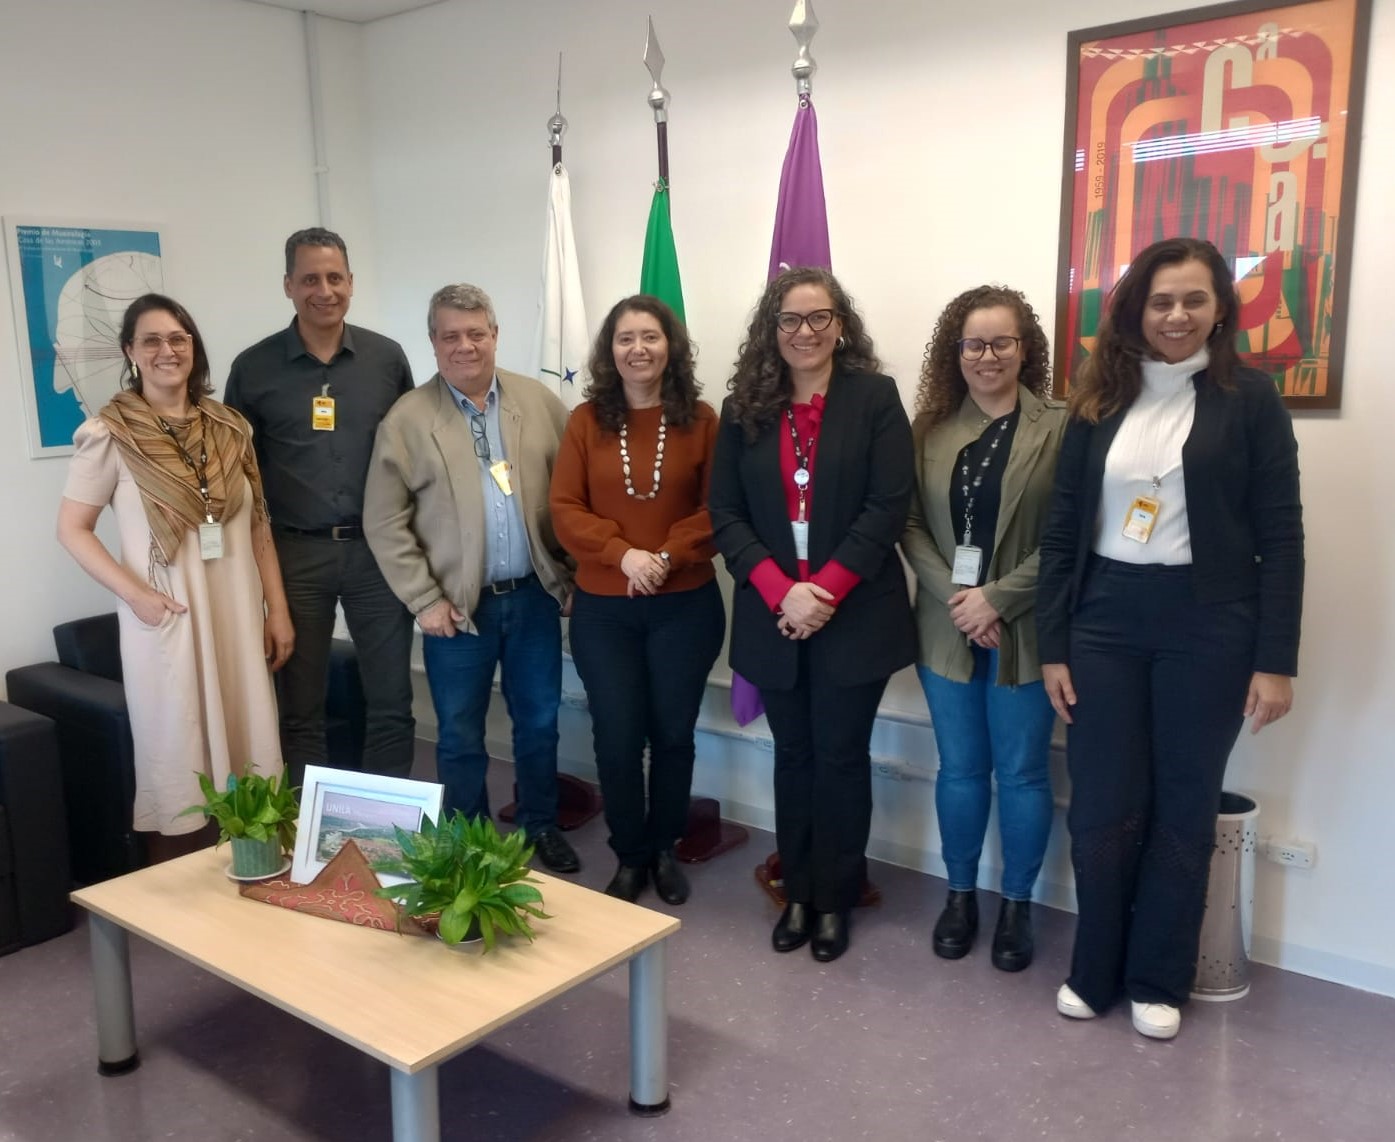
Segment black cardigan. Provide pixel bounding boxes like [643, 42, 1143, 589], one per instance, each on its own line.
[1036, 365, 1304, 676]
[709, 369, 916, 690]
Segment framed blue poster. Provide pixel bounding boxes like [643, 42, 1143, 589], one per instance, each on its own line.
[3, 218, 165, 457]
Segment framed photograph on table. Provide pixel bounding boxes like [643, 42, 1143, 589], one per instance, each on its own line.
[291, 766, 444, 887]
[1054, 0, 1372, 410]
[2, 217, 166, 456]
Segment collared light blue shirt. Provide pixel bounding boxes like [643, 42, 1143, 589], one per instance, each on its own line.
[445, 375, 535, 584]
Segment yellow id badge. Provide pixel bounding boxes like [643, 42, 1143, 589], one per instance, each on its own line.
[312, 395, 336, 431]
[489, 460, 514, 496]
[1122, 495, 1161, 543]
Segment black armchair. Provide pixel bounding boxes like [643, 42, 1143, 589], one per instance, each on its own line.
[6, 614, 367, 885]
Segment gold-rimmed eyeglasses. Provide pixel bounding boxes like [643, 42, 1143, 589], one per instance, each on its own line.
[135, 332, 194, 353]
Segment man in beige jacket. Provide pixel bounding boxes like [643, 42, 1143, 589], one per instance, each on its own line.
[364, 283, 580, 873]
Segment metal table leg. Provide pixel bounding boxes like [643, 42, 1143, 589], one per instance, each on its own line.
[89, 915, 140, 1075]
[390, 1065, 440, 1142]
[627, 939, 670, 1115]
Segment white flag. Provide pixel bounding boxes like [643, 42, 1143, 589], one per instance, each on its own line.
[531, 163, 588, 409]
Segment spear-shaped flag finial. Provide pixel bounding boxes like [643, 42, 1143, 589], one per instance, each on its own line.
[644, 16, 669, 123]
[546, 52, 567, 166]
[790, 0, 819, 103]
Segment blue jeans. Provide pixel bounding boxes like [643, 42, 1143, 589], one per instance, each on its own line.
[421, 577, 561, 836]
[917, 649, 1055, 901]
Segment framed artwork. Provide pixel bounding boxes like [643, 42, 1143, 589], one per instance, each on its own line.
[2, 217, 166, 456]
[1054, 0, 1372, 410]
[291, 766, 444, 887]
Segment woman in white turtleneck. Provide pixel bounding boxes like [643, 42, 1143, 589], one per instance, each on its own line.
[1036, 238, 1304, 1042]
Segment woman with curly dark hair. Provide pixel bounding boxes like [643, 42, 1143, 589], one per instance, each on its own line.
[550, 295, 723, 905]
[901, 285, 1065, 972]
[1038, 238, 1302, 1040]
[709, 267, 914, 962]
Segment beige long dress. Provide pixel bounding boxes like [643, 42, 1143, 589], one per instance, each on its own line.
[64, 419, 283, 835]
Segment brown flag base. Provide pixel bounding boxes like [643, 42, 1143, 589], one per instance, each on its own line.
[754, 851, 883, 909]
[499, 773, 603, 831]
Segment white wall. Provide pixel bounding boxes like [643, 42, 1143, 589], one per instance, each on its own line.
[1, 0, 1389, 996]
[363, 0, 1395, 994]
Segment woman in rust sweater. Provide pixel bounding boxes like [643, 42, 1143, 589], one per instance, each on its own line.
[550, 295, 724, 905]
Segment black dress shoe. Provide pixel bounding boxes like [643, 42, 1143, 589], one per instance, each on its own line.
[810, 911, 850, 963]
[650, 850, 690, 905]
[605, 863, 648, 902]
[990, 898, 1034, 972]
[530, 826, 581, 873]
[932, 889, 979, 959]
[772, 902, 813, 952]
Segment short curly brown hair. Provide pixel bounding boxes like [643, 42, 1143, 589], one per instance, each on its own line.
[913, 285, 1051, 432]
[727, 267, 881, 440]
[583, 295, 700, 435]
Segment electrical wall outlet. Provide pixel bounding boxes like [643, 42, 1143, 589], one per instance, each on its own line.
[1262, 838, 1316, 869]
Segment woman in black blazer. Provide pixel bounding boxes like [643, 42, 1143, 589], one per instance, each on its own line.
[1037, 237, 1303, 1040]
[710, 267, 914, 963]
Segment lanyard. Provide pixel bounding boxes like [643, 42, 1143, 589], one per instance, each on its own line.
[784, 407, 816, 522]
[959, 414, 1012, 546]
[159, 412, 216, 524]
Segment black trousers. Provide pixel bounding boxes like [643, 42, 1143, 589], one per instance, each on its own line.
[568, 580, 725, 866]
[273, 532, 416, 786]
[760, 646, 889, 913]
[1065, 557, 1256, 1010]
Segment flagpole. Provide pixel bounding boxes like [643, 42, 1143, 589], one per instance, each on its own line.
[790, 0, 818, 104]
[547, 52, 566, 168]
[643, 17, 670, 187]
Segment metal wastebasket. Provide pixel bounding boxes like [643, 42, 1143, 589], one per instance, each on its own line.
[1192, 792, 1259, 1001]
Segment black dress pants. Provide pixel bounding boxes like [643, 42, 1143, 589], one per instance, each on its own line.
[569, 581, 725, 866]
[760, 645, 889, 914]
[273, 532, 416, 786]
[1065, 557, 1256, 1011]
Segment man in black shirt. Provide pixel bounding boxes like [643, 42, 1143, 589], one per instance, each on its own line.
[225, 228, 415, 786]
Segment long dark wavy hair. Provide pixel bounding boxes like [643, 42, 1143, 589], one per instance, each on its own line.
[914, 285, 1051, 432]
[727, 267, 881, 439]
[1070, 237, 1240, 423]
[119, 294, 213, 405]
[584, 295, 701, 434]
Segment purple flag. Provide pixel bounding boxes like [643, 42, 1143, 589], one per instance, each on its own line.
[731, 98, 834, 729]
[767, 99, 831, 279]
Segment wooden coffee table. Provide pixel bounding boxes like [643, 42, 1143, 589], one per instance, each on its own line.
[70, 847, 680, 1141]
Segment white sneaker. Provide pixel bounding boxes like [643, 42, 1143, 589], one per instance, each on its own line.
[1056, 983, 1097, 1020]
[1131, 1001, 1181, 1040]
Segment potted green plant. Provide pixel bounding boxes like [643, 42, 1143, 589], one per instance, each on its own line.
[181, 769, 298, 879]
[372, 812, 549, 952]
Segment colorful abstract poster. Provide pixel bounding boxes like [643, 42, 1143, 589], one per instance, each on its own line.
[1056, 0, 1370, 409]
[3, 219, 164, 456]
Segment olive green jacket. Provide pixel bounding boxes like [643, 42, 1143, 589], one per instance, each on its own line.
[901, 385, 1066, 685]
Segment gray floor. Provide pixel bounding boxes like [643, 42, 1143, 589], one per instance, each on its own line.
[3, 747, 1393, 1142]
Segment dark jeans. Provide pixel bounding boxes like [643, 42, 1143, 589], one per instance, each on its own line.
[273, 532, 415, 787]
[421, 576, 561, 836]
[1065, 557, 1256, 1011]
[568, 580, 725, 866]
[760, 646, 889, 913]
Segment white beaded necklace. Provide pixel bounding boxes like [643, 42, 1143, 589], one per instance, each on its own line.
[619, 412, 667, 499]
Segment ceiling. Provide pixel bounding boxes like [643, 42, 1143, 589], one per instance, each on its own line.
[243, 0, 449, 24]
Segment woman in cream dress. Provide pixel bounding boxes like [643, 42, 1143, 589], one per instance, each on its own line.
[58, 294, 291, 860]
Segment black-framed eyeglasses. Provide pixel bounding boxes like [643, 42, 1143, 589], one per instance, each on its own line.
[469, 412, 491, 462]
[776, 308, 837, 334]
[958, 335, 1021, 361]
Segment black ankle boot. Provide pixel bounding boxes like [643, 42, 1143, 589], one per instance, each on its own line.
[932, 890, 979, 959]
[990, 898, 1034, 972]
[810, 910, 850, 963]
[604, 863, 648, 903]
[772, 902, 812, 953]
[650, 849, 690, 905]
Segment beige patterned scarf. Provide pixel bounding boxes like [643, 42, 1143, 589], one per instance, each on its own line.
[98, 391, 267, 565]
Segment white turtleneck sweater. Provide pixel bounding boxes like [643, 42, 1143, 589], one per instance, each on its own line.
[1092, 347, 1208, 564]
